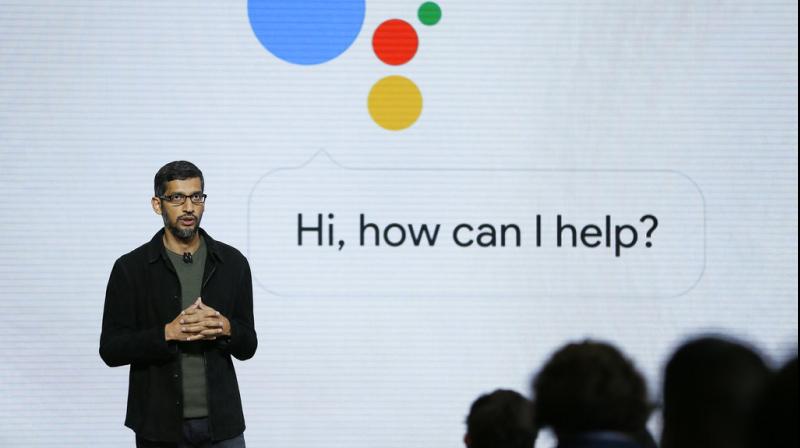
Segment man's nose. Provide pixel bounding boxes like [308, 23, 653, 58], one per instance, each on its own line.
[181, 199, 195, 214]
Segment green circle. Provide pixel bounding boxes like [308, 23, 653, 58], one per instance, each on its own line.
[418, 2, 442, 26]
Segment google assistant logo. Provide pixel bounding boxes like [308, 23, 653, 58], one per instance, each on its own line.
[248, 0, 442, 131]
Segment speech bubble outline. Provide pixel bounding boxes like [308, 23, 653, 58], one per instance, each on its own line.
[246, 150, 706, 299]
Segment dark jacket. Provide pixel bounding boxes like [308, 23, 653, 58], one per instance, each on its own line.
[557, 433, 644, 448]
[99, 228, 257, 442]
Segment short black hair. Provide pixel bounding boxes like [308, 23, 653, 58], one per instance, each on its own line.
[661, 336, 770, 448]
[532, 340, 651, 437]
[466, 389, 537, 448]
[154, 161, 204, 197]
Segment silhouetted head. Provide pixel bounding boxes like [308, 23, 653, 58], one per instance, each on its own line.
[465, 389, 537, 448]
[752, 357, 798, 448]
[661, 336, 770, 448]
[532, 340, 651, 439]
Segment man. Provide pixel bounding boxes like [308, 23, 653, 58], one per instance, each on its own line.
[464, 389, 538, 448]
[100, 161, 257, 447]
[531, 340, 653, 448]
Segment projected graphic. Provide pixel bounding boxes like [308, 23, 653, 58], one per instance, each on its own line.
[1, 1, 796, 447]
[368, 5, 439, 130]
[418, 2, 443, 26]
[372, 19, 419, 65]
[368, 76, 424, 131]
[247, 153, 706, 297]
[248, 0, 442, 130]
[247, 0, 366, 65]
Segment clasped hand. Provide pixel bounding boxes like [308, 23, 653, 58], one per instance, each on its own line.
[165, 297, 230, 342]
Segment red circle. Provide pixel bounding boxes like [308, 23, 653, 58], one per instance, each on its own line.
[372, 19, 419, 66]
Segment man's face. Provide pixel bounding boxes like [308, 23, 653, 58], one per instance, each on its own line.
[152, 177, 204, 241]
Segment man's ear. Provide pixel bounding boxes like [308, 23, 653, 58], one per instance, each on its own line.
[151, 197, 163, 215]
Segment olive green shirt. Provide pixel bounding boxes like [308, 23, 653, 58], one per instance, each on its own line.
[166, 238, 209, 418]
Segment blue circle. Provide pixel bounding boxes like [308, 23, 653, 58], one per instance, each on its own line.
[248, 0, 366, 65]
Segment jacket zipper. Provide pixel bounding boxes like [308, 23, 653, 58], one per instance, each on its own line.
[202, 263, 216, 290]
[164, 256, 185, 438]
[201, 261, 217, 439]
[202, 350, 213, 439]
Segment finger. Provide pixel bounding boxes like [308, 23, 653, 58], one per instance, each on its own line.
[197, 301, 218, 313]
[182, 298, 201, 313]
[184, 333, 205, 342]
[179, 315, 203, 324]
[194, 305, 219, 317]
[190, 320, 223, 330]
[183, 320, 224, 331]
[180, 313, 220, 325]
[183, 303, 201, 315]
[198, 319, 224, 328]
[199, 328, 225, 336]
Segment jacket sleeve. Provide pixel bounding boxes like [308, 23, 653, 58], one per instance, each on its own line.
[99, 259, 177, 367]
[216, 257, 257, 361]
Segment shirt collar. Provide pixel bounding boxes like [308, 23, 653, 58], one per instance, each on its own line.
[147, 227, 223, 264]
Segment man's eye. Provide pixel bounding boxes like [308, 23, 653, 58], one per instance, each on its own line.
[190, 194, 203, 202]
[169, 194, 185, 203]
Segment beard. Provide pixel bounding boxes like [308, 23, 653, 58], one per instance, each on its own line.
[164, 213, 202, 241]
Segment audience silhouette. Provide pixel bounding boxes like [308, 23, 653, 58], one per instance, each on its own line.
[464, 389, 538, 448]
[751, 356, 798, 448]
[531, 340, 652, 448]
[463, 336, 796, 448]
[660, 336, 770, 448]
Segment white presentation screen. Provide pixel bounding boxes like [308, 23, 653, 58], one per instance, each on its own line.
[1, 1, 797, 447]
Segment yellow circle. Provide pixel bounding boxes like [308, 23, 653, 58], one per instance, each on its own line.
[368, 76, 423, 131]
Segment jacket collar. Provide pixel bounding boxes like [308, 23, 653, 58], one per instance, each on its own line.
[147, 227, 223, 264]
